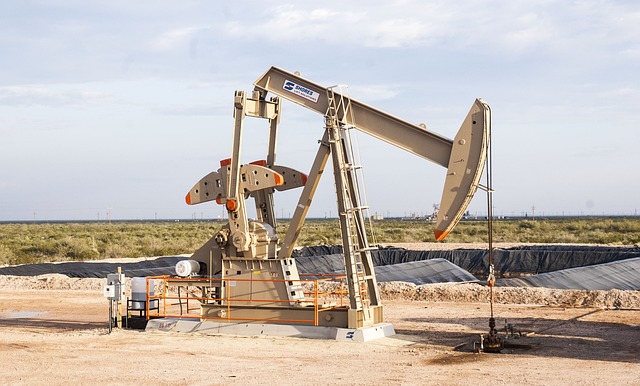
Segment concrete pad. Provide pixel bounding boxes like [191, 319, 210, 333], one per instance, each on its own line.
[145, 318, 395, 342]
[145, 318, 179, 332]
[334, 323, 396, 342]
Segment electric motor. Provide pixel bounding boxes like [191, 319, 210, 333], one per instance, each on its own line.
[175, 259, 201, 277]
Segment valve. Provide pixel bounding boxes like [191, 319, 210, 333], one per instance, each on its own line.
[487, 264, 495, 287]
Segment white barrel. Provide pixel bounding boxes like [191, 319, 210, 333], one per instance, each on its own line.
[175, 260, 200, 277]
[131, 277, 154, 301]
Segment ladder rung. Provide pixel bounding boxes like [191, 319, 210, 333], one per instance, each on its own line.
[354, 246, 377, 253]
[344, 206, 369, 213]
[342, 164, 362, 171]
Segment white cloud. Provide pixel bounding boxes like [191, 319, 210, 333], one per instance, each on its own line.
[599, 86, 638, 97]
[0, 85, 112, 107]
[153, 103, 225, 116]
[499, 12, 555, 53]
[186, 82, 214, 90]
[621, 46, 640, 58]
[219, 1, 640, 58]
[224, 5, 349, 43]
[223, 4, 439, 48]
[150, 26, 208, 52]
[347, 84, 400, 102]
[365, 19, 432, 48]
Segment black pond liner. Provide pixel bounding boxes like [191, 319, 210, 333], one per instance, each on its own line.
[293, 245, 640, 290]
[0, 256, 184, 279]
[295, 255, 478, 285]
[1, 245, 639, 290]
[294, 245, 640, 277]
[496, 257, 640, 291]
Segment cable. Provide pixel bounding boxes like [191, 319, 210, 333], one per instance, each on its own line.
[482, 103, 502, 352]
[486, 104, 494, 320]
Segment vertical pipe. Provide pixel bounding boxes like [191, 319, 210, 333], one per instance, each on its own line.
[314, 280, 319, 326]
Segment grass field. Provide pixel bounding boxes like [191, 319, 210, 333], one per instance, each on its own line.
[1, 217, 639, 266]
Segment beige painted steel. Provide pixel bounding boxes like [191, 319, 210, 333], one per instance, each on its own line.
[324, 103, 380, 323]
[179, 66, 490, 332]
[278, 131, 332, 259]
[435, 99, 490, 240]
[254, 67, 489, 241]
[201, 304, 350, 327]
[270, 165, 306, 191]
[254, 66, 453, 167]
[199, 304, 383, 329]
[180, 87, 315, 329]
[219, 259, 304, 306]
[186, 163, 283, 206]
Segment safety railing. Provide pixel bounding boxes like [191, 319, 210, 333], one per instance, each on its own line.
[143, 274, 348, 326]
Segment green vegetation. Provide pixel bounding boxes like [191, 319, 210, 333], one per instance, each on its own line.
[1, 217, 639, 266]
[0, 221, 219, 266]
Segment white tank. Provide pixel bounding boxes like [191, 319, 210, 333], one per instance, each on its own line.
[175, 260, 201, 277]
[131, 277, 154, 301]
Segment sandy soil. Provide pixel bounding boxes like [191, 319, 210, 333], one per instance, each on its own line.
[1, 278, 639, 385]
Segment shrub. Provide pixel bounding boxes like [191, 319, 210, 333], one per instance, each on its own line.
[1, 217, 638, 265]
[0, 244, 14, 265]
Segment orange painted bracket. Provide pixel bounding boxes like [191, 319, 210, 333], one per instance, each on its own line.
[271, 165, 308, 192]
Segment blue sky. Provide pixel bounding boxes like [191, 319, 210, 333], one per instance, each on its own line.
[1, 1, 639, 221]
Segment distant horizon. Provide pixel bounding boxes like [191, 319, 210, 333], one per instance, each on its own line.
[2, 213, 639, 224]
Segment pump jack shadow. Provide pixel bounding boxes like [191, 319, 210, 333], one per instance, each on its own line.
[0, 317, 105, 331]
[397, 310, 640, 364]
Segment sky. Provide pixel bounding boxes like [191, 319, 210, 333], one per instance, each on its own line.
[1, 0, 639, 221]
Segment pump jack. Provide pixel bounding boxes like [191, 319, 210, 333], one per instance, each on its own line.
[174, 67, 490, 330]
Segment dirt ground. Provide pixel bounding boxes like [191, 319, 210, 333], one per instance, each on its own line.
[1, 283, 639, 385]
